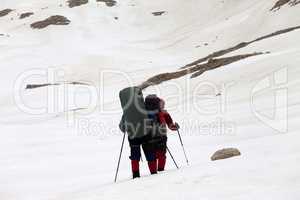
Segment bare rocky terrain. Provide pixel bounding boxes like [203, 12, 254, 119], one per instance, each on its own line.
[152, 11, 166, 16]
[0, 9, 13, 17]
[30, 15, 71, 29]
[19, 12, 34, 19]
[68, 0, 89, 8]
[183, 25, 300, 68]
[271, 0, 300, 11]
[139, 25, 300, 90]
[139, 52, 264, 89]
[96, 0, 117, 7]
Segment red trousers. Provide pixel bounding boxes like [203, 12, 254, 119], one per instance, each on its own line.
[156, 149, 167, 171]
[131, 160, 157, 175]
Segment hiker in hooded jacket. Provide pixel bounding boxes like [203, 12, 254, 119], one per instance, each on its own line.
[145, 95, 179, 172]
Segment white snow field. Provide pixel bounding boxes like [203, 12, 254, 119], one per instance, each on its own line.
[1, 0, 300, 200]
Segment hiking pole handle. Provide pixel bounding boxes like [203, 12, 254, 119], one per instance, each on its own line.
[114, 132, 126, 183]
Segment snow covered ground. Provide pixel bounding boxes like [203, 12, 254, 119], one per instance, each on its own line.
[0, 0, 300, 199]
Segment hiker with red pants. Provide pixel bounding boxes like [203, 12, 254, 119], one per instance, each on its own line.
[145, 95, 179, 172]
[122, 130, 158, 178]
[156, 98, 179, 171]
[119, 87, 157, 179]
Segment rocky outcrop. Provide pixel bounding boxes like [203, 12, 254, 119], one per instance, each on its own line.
[26, 82, 88, 89]
[271, 0, 300, 11]
[139, 25, 300, 90]
[152, 11, 166, 16]
[0, 9, 13, 17]
[19, 12, 34, 19]
[211, 148, 241, 161]
[139, 52, 264, 89]
[183, 25, 300, 68]
[31, 15, 71, 29]
[96, 0, 117, 7]
[67, 0, 89, 8]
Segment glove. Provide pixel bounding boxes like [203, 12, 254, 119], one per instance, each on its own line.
[170, 123, 179, 131]
[170, 125, 178, 131]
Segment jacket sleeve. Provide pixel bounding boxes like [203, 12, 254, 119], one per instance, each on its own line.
[119, 115, 126, 133]
[159, 111, 177, 131]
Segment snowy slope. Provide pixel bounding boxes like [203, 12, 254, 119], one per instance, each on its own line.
[0, 0, 300, 200]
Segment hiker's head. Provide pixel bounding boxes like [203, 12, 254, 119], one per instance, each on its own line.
[159, 98, 165, 110]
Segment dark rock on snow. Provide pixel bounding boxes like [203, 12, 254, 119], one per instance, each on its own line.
[271, 0, 300, 11]
[19, 12, 34, 19]
[0, 9, 13, 17]
[67, 0, 89, 8]
[152, 11, 166, 16]
[211, 148, 241, 161]
[96, 0, 117, 7]
[31, 15, 70, 29]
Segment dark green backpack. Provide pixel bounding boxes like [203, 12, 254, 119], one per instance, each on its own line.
[119, 87, 151, 139]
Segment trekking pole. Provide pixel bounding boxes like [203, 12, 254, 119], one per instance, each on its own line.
[176, 127, 189, 165]
[166, 146, 179, 169]
[114, 132, 126, 183]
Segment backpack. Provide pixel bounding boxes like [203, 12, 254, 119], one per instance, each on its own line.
[119, 87, 151, 139]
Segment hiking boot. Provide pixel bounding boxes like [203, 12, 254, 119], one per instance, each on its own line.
[132, 171, 140, 179]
